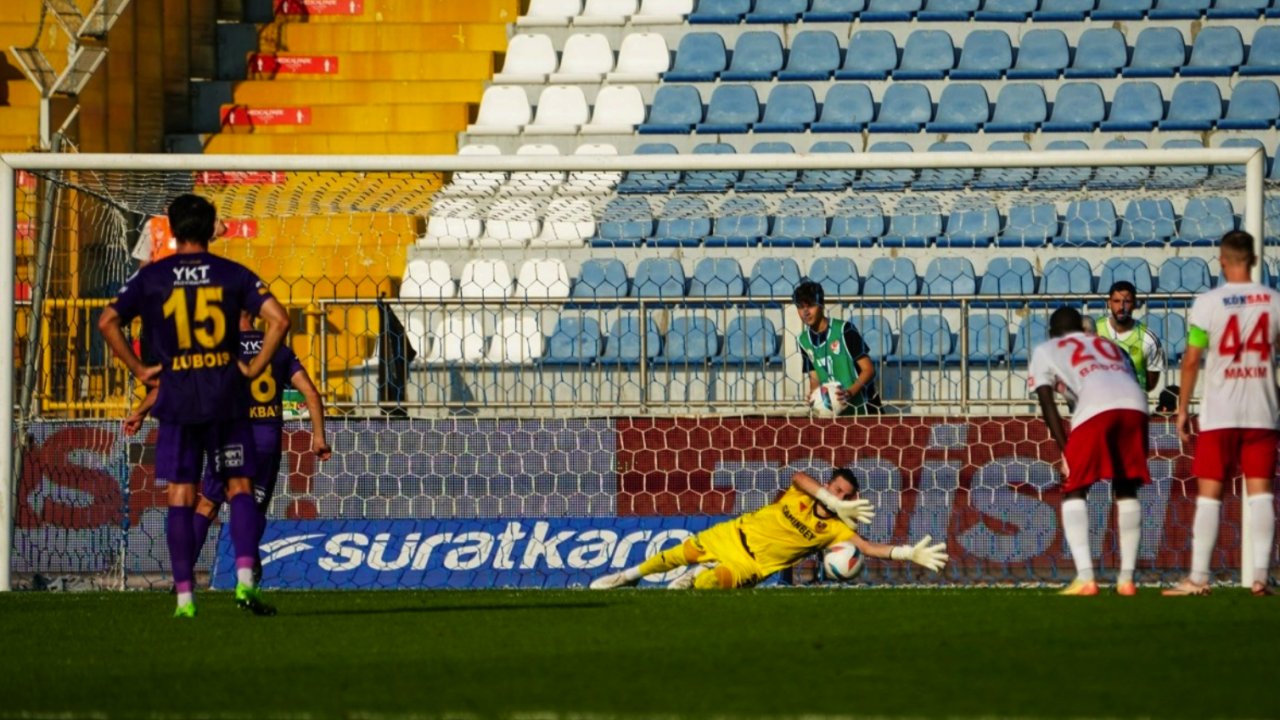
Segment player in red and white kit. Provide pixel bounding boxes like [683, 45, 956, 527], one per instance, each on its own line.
[1167, 230, 1280, 597]
[1030, 306, 1151, 596]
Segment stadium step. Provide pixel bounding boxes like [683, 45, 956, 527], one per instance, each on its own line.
[168, 131, 458, 154]
[217, 103, 470, 134]
[252, 22, 509, 53]
[240, 50, 495, 81]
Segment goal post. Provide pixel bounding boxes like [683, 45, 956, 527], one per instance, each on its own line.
[0, 146, 1269, 592]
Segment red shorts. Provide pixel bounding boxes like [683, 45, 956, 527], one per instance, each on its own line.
[1062, 409, 1151, 493]
[1191, 428, 1280, 482]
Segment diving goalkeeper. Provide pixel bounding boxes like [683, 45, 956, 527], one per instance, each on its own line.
[589, 468, 949, 590]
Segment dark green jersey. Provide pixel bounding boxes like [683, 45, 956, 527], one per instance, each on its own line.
[798, 317, 874, 415]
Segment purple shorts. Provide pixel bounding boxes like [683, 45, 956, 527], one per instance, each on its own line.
[155, 420, 258, 486]
[199, 423, 283, 511]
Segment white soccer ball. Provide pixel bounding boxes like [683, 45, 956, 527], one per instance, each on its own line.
[809, 381, 847, 417]
[823, 540, 865, 582]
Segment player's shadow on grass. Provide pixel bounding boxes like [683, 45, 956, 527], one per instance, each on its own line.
[289, 601, 611, 617]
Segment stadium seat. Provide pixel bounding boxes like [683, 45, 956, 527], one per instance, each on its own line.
[951, 30, 1013, 79]
[1059, 199, 1118, 247]
[922, 257, 978, 302]
[697, 85, 759, 134]
[1093, 0, 1151, 18]
[975, 0, 1036, 20]
[748, 257, 804, 300]
[689, 257, 746, 298]
[638, 85, 702, 134]
[502, 144, 565, 196]
[809, 257, 861, 297]
[593, 196, 654, 246]
[985, 83, 1046, 132]
[747, 0, 808, 21]
[707, 196, 769, 247]
[560, 143, 622, 197]
[940, 198, 1000, 247]
[890, 315, 954, 363]
[679, 143, 738, 193]
[998, 203, 1057, 247]
[652, 196, 713, 247]
[856, 142, 915, 191]
[514, 259, 572, 300]
[738, 142, 799, 192]
[766, 196, 826, 247]
[1150, 139, 1210, 189]
[459, 260, 514, 300]
[882, 195, 942, 247]
[660, 316, 719, 364]
[1206, 0, 1266, 17]
[919, 0, 978, 19]
[1147, 312, 1188, 362]
[688, 0, 751, 22]
[494, 34, 557, 83]
[1180, 26, 1244, 76]
[1154, 257, 1212, 307]
[582, 86, 645, 135]
[1174, 197, 1235, 246]
[1101, 82, 1164, 131]
[485, 314, 543, 365]
[617, 144, 679, 194]
[423, 315, 486, 366]
[850, 315, 894, 359]
[528, 85, 590, 134]
[1040, 257, 1094, 299]
[1148, 0, 1207, 17]
[1207, 137, 1265, 187]
[862, 0, 922, 21]
[1217, 80, 1280, 129]
[1114, 199, 1176, 247]
[665, 33, 726, 82]
[798, 140, 857, 191]
[821, 196, 885, 247]
[863, 257, 919, 297]
[1011, 315, 1051, 361]
[926, 84, 990, 133]
[811, 84, 874, 133]
[551, 34, 615, 83]
[467, 86, 531, 135]
[894, 30, 956, 80]
[1065, 28, 1128, 78]
[519, 0, 583, 26]
[966, 314, 1012, 362]
[1160, 82, 1222, 131]
[976, 257, 1036, 307]
[869, 83, 933, 132]
[401, 259, 455, 299]
[1098, 257, 1155, 294]
[608, 33, 670, 82]
[756, 85, 816, 134]
[632, 257, 687, 299]
[1033, 0, 1095, 19]
[600, 315, 661, 365]
[479, 197, 541, 248]
[441, 145, 505, 199]
[1007, 29, 1070, 78]
[1029, 140, 1090, 190]
[420, 198, 483, 248]
[836, 31, 898, 80]
[804, 0, 864, 20]
[535, 197, 595, 247]
[722, 316, 781, 365]
[1094, 138, 1151, 189]
[542, 316, 602, 366]
[779, 31, 841, 81]
[1043, 82, 1105, 132]
[632, 0, 693, 23]
[975, 140, 1033, 190]
[1123, 27, 1186, 76]
[571, 258, 629, 301]
[723, 31, 783, 81]
[576, 0, 636, 24]
[916, 141, 976, 191]
[1241, 26, 1280, 75]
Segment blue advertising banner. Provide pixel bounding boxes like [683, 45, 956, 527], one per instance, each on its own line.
[213, 516, 731, 589]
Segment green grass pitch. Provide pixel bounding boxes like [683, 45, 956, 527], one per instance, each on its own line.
[1, 588, 1275, 719]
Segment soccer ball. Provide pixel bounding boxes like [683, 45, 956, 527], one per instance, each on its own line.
[809, 381, 847, 417]
[822, 540, 865, 582]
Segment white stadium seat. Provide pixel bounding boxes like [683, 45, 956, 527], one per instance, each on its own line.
[418, 198, 483, 249]
[485, 314, 544, 365]
[493, 34, 557, 83]
[425, 315, 486, 364]
[581, 85, 646, 135]
[439, 144, 505, 197]
[575, 0, 637, 25]
[631, 0, 692, 24]
[527, 85, 590, 135]
[535, 197, 596, 247]
[515, 258, 573, 299]
[478, 198, 543, 249]
[550, 34, 615, 82]
[559, 143, 622, 195]
[400, 259, 455, 299]
[459, 260, 514, 300]
[503, 144, 566, 195]
[467, 86, 531, 135]
[607, 33, 670, 82]
[518, 0, 583, 26]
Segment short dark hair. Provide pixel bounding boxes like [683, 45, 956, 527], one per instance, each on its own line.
[1108, 280, 1137, 297]
[167, 194, 217, 244]
[1049, 306, 1084, 338]
[792, 279, 825, 306]
[831, 468, 860, 494]
[1221, 230, 1257, 265]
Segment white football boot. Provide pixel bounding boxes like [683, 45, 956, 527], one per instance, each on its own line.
[589, 570, 639, 590]
[666, 564, 712, 589]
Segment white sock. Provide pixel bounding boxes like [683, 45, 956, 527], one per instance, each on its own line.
[237, 567, 255, 587]
[177, 591, 194, 607]
[622, 567, 642, 582]
[1116, 498, 1141, 585]
[1062, 499, 1094, 582]
[1248, 493, 1275, 587]
[1190, 497, 1222, 585]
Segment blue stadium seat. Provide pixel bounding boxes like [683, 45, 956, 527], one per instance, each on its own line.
[1098, 257, 1155, 294]
[1012, 315, 1050, 361]
[916, 140, 976, 191]
[638, 86, 703, 134]
[975, 0, 1036, 20]
[940, 198, 1000, 247]
[1154, 257, 1212, 307]
[804, 0, 864, 20]
[890, 315, 954, 363]
[951, 30, 1013, 79]
[748, 257, 803, 299]
[1094, 138, 1151, 188]
[543, 316, 602, 366]
[1093, 0, 1151, 18]
[835, 30, 898, 80]
[632, 257, 687, 299]
[766, 197, 826, 247]
[1030, 140, 1090, 190]
[697, 85, 759, 134]
[679, 143, 738, 193]
[1207, 137, 1265, 187]
[722, 316, 781, 364]
[1146, 312, 1187, 362]
[593, 197, 654, 247]
[738, 142, 798, 192]
[862, 0, 922, 20]
[1007, 29, 1069, 79]
[617, 143, 679, 194]
[1148, 0, 1207, 17]
[1181, 26, 1244, 76]
[707, 196, 769, 247]
[882, 195, 942, 247]
[1043, 82, 1105, 131]
[922, 257, 978, 302]
[1114, 199, 1176, 247]
[1123, 27, 1186, 76]
[1160, 81, 1222, 131]
[665, 34, 727, 82]
[812, 84, 874, 133]
[998, 203, 1057, 247]
[796, 140, 857, 191]
[919, 0, 978, 19]
[809, 257, 861, 297]
[1039, 257, 1094, 300]
[1033, 0, 1096, 19]
[600, 315, 662, 366]
[660, 317, 720, 364]
[850, 315, 893, 359]
[1206, 0, 1266, 17]
[652, 196, 713, 247]
[1174, 197, 1235, 246]
[689, 0, 752, 23]
[689, 257, 746, 299]
[779, 31, 841, 81]
[893, 30, 956, 80]
[747, 0, 808, 22]
[977, 256, 1036, 307]
[1217, 79, 1279, 129]
[967, 314, 1012, 362]
[1059, 199, 1118, 246]
[1101, 82, 1164, 131]
[722, 31, 784, 81]
[1150, 139, 1210, 188]
[975, 140, 1033, 190]
[986, 83, 1046, 132]
[1065, 28, 1128, 78]
[927, 84, 990, 133]
[820, 196, 884, 247]
[863, 257, 919, 297]
[1241, 26, 1280, 75]
[854, 141, 914, 191]
[571, 258, 629, 302]
[869, 83, 933, 133]
[756, 85, 816, 134]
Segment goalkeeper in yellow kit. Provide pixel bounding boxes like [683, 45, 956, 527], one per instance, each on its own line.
[589, 468, 949, 590]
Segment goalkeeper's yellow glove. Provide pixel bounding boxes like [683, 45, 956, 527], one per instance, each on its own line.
[890, 535, 949, 572]
[814, 488, 876, 528]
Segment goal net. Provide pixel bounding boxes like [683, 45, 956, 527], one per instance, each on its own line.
[0, 147, 1272, 590]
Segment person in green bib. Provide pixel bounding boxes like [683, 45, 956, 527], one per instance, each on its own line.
[793, 280, 879, 415]
[1090, 280, 1165, 394]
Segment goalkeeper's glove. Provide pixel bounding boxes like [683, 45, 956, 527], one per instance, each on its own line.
[814, 488, 875, 528]
[890, 535, 949, 572]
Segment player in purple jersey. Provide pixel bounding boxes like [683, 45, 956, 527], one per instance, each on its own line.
[98, 194, 290, 618]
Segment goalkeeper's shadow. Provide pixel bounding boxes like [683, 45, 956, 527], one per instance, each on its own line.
[287, 601, 612, 617]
